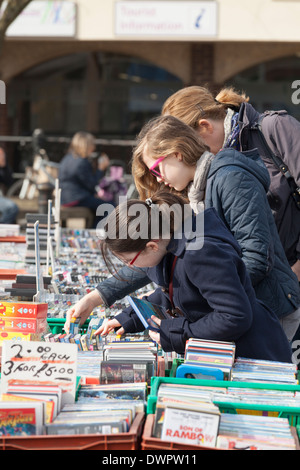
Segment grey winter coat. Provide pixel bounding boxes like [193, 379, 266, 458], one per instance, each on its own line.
[238, 103, 300, 266]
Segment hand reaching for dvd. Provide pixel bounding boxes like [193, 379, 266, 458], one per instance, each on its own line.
[64, 289, 104, 334]
[148, 316, 161, 345]
[95, 318, 125, 337]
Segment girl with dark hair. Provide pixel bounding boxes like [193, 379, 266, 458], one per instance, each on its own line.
[96, 190, 292, 362]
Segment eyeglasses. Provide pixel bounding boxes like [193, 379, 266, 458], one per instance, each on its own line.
[126, 239, 159, 266]
[149, 155, 168, 179]
[129, 250, 143, 265]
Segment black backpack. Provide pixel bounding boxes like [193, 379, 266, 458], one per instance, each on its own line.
[250, 110, 300, 210]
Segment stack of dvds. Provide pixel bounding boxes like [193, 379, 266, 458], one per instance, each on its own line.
[45, 385, 145, 435]
[0, 382, 144, 437]
[5, 273, 52, 299]
[216, 414, 298, 450]
[151, 381, 300, 449]
[213, 386, 300, 408]
[45, 404, 133, 435]
[77, 382, 147, 404]
[152, 382, 222, 447]
[0, 300, 48, 345]
[182, 338, 236, 380]
[0, 383, 64, 436]
[25, 213, 56, 265]
[44, 315, 106, 351]
[100, 340, 158, 385]
[77, 351, 104, 382]
[232, 357, 298, 384]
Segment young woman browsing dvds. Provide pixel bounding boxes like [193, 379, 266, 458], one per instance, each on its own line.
[96, 190, 292, 363]
[65, 115, 300, 343]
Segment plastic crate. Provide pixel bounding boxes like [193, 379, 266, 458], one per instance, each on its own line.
[169, 358, 183, 377]
[141, 414, 223, 451]
[147, 377, 300, 426]
[47, 318, 89, 334]
[0, 412, 145, 450]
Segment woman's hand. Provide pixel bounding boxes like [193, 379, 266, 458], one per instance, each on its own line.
[95, 318, 125, 337]
[64, 289, 103, 333]
[148, 315, 161, 345]
[292, 259, 300, 282]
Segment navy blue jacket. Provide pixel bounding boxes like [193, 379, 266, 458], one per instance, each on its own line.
[205, 148, 300, 318]
[97, 148, 300, 319]
[116, 209, 292, 362]
[59, 153, 104, 205]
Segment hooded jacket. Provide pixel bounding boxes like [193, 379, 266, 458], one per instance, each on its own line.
[116, 209, 292, 362]
[97, 147, 300, 317]
[238, 103, 300, 266]
[205, 147, 300, 318]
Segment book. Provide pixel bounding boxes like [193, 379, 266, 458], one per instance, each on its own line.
[161, 404, 220, 448]
[6, 384, 63, 415]
[216, 414, 297, 450]
[1, 393, 55, 424]
[15, 275, 52, 286]
[183, 338, 236, 380]
[45, 418, 126, 435]
[0, 331, 33, 346]
[0, 401, 44, 436]
[153, 383, 224, 438]
[77, 383, 147, 403]
[100, 360, 156, 384]
[126, 295, 170, 331]
[0, 316, 47, 334]
[0, 301, 48, 319]
[232, 357, 298, 384]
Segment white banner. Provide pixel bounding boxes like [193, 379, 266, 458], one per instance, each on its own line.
[115, 1, 218, 37]
[2, 1, 76, 38]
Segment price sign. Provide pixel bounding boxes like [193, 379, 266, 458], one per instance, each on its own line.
[0, 341, 78, 405]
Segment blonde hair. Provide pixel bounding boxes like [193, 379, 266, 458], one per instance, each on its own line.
[131, 115, 209, 201]
[69, 131, 95, 158]
[162, 86, 249, 128]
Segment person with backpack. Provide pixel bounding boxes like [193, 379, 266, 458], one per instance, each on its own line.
[162, 85, 300, 281]
[65, 115, 300, 344]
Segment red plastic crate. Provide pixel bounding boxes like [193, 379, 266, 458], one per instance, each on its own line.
[0, 412, 145, 450]
[141, 414, 222, 451]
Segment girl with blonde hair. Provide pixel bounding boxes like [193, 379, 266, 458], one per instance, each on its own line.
[65, 90, 300, 345]
[59, 131, 110, 224]
[162, 85, 300, 282]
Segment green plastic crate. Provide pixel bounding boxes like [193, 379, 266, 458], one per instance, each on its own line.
[47, 318, 89, 334]
[147, 376, 300, 426]
[169, 358, 184, 377]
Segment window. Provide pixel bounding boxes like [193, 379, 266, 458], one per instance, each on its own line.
[228, 55, 300, 121]
[9, 52, 183, 137]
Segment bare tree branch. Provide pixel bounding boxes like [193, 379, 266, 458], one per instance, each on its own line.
[0, 0, 32, 72]
[0, 0, 32, 36]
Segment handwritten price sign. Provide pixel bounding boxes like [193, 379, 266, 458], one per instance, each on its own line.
[0, 340, 78, 405]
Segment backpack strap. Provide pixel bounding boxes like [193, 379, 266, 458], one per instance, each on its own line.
[251, 112, 300, 210]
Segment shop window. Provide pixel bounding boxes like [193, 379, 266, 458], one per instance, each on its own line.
[9, 52, 183, 137]
[228, 55, 300, 121]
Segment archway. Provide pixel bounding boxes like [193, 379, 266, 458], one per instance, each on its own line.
[9, 51, 183, 138]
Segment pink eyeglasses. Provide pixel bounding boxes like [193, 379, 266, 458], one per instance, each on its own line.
[149, 155, 168, 179]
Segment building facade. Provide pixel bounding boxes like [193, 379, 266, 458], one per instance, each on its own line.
[1, 0, 300, 167]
